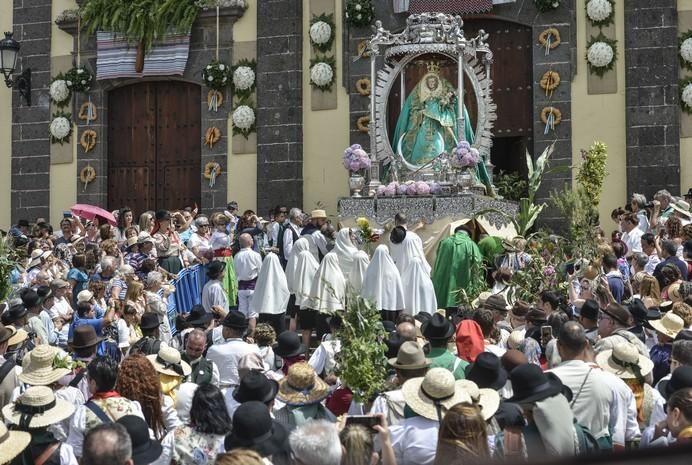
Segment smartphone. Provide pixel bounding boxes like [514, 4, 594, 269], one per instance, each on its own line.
[345, 415, 381, 432]
[541, 325, 553, 340]
[63, 211, 72, 218]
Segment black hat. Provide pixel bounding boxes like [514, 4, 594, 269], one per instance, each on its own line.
[685, 188, 692, 198]
[465, 352, 508, 391]
[659, 366, 692, 400]
[390, 226, 407, 245]
[207, 260, 226, 279]
[227, 201, 239, 211]
[627, 299, 649, 324]
[20, 289, 41, 308]
[224, 401, 289, 458]
[36, 286, 52, 301]
[580, 300, 599, 321]
[233, 371, 279, 404]
[17, 219, 30, 228]
[117, 415, 163, 465]
[140, 312, 161, 330]
[675, 329, 692, 342]
[222, 310, 248, 329]
[526, 308, 548, 324]
[155, 210, 171, 221]
[5, 301, 28, 323]
[71, 325, 103, 349]
[273, 331, 306, 358]
[508, 363, 566, 404]
[186, 305, 213, 327]
[421, 313, 454, 341]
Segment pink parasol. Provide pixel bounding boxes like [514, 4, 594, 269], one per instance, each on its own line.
[70, 204, 117, 226]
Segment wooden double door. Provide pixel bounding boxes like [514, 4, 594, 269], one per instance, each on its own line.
[108, 81, 201, 213]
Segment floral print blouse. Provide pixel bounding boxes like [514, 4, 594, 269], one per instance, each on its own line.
[172, 425, 225, 465]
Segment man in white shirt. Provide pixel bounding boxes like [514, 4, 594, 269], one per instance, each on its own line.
[548, 322, 616, 446]
[281, 208, 303, 266]
[233, 233, 262, 333]
[201, 261, 228, 314]
[270, 206, 288, 247]
[206, 310, 260, 390]
[300, 209, 329, 262]
[640, 232, 661, 275]
[621, 213, 644, 256]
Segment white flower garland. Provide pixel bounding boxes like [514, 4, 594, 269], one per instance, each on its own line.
[587, 41, 614, 68]
[49, 79, 70, 105]
[310, 62, 334, 87]
[232, 105, 255, 130]
[586, 0, 612, 23]
[682, 83, 692, 110]
[50, 116, 71, 141]
[310, 21, 332, 45]
[681, 38, 692, 64]
[233, 66, 255, 91]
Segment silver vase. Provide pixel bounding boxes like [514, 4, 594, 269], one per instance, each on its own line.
[457, 171, 473, 195]
[349, 173, 366, 197]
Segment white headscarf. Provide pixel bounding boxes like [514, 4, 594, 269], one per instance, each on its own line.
[286, 238, 310, 293]
[308, 252, 346, 313]
[333, 228, 359, 277]
[348, 251, 370, 293]
[294, 249, 320, 308]
[362, 245, 405, 311]
[394, 234, 431, 277]
[250, 253, 290, 315]
[401, 257, 437, 316]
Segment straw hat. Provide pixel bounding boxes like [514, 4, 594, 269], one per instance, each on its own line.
[0, 421, 30, 464]
[8, 327, 28, 347]
[456, 379, 501, 421]
[18, 345, 71, 386]
[310, 209, 327, 219]
[401, 367, 472, 421]
[649, 312, 685, 339]
[147, 345, 191, 378]
[471, 291, 492, 309]
[596, 342, 654, 380]
[276, 362, 329, 406]
[0, 322, 14, 344]
[28, 249, 51, 269]
[671, 200, 692, 219]
[137, 232, 155, 245]
[2, 386, 75, 428]
[77, 290, 94, 303]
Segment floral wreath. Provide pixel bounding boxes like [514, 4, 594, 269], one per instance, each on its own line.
[309, 55, 336, 92]
[534, 0, 560, 13]
[356, 116, 370, 133]
[585, 0, 615, 28]
[64, 66, 94, 93]
[231, 58, 256, 100]
[232, 98, 257, 139]
[538, 28, 561, 50]
[679, 30, 692, 72]
[202, 60, 230, 91]
[50, 111, 73, 145]
[345, 0, 374, 28]
[355, 78, 371, 96]
[310, 13, 336, 53]
[49, 74, 72, 107]
[204, 162, 222, 180]
[539, 70, 560, 96]
[586, 33, 618, 77]
[540, 106, 562, 126]
[680, 77, 692, 115]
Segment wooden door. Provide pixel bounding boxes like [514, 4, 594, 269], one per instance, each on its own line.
[108, 81, 201, 213]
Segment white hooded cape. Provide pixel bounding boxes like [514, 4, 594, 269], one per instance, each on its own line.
[348, 251, 370, 293]
[285, 237, 310, 294]
[401, 257, 437, 316]
[333, 228, 359, 277]
[392, 232, 430, 277]
[308, 252, 346, 313]
[362, 245, 405, 311]
[294, 249, 320, 308]
[249, 253, 289, 315]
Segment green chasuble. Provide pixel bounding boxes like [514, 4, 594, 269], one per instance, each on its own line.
[432, 230, 483, 308]
[478, 236, 504, 269]
[428, 347, 468, 380]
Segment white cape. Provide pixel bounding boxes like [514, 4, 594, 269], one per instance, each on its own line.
[285, 237, 310, 294]
[308, 252, 346, 313]
[362, 245, 405, 311]
[402, 257, 437, 316]
[249, 253, 289, 315]
[294, 249, 320, 308]
[394, 233, 431, 277]
[333, 228, 359, 277]
[348, 251, 370, 293]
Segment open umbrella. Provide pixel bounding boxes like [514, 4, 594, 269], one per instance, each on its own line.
[70, 204, 117, 226]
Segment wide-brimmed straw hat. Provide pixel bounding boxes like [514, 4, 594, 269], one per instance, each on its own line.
[649, 312, 685, 339]
[596, 342, 654, 380]
[310, 209, 327, 219]
[0, 421, 30, 464]
[0, 322, 14, 344]
[2, 386, 75, 428]
[401, 367, 472, 421]
[277, 362, 329, 406]
[8, 327, 28, 347]
[671, 200, 692, 219]
[28, 249, 51, 269]
[18, 345, 71, 386]
[147, 345, 191, 378]
[456, 380, 501, 421]
[388, 341, 430, 370]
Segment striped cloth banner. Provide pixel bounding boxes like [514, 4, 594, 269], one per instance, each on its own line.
[96, 31, 191, 80]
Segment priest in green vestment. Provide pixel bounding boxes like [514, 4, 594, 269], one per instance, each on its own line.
[432, 224, 483, 309]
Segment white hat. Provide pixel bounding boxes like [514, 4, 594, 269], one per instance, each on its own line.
[0, 422, 30, 464]
[147, 345, 191, 378]
[649, 312, 685, 339]
[137, 232, 155, 245]
[18, 345, 72, 386]
[456, 380, 501, 421]
[2, 386, 75, 428]
[671, 200, 692, 219]
[77, 290, 94, 303]
[596, 342, 654, 380]
[401, 367, 472, 421]
[28, 249, 51, 269]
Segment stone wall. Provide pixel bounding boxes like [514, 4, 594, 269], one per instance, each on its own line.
[11, 0, 52, 223]
[256, 0, 304, 215]
[624, 0, 680, 199]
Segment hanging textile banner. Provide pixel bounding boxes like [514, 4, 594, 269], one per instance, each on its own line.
[96, 32, 191, 80]
[408, 0, 493, 14]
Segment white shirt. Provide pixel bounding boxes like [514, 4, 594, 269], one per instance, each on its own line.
[622, 227, 644, 256]
[304, 230, 329, 261]
[644, 252, 661, 275]
[233, 248, 263, 281]
[51, 296, 73, 319]
[370, 389, 405, 426]
[188, 233, 212, 255]
[308, 338, 341, 376]
[390, 416, 439, 465]
[592, 365, 639, 445]
[282, 223, 302, 260]
[202, 280, 227, 313]
[206, 338, 260, 388]
[39, 308, 59, 345]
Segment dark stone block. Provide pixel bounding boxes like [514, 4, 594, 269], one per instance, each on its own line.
[12, 173, 50, 191]
[624, 26, 677, 50]
[20, 21, 51, 41]
[260, 71, 300, 92]
[626, 106, 677, 127]
[258, 89, 301, 108]
[624, 0, 677, 10]
[257, 106, 301, 125]
[12, 139, 49, 157]
[626, 86, 665, 107]
[13, 6, 51, 25]
[260, 161, 302, 181]
[630, 126, 665, 147]
[20, 122, 49, 140]
[257, 123, 302, 145]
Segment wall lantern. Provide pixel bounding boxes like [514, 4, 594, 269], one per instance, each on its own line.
[1, 32, 31, 106]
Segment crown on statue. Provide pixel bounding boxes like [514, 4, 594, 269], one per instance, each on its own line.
[426, 61, 441, 74]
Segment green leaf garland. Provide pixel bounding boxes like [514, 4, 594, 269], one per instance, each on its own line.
[345, 0, 374, 28]
[202, 60, 231, 91]
[309, 13, 336, 53]
[534, 0, 560, 13]
[586, 33, 618, 77]
[65, 66, 94, 93]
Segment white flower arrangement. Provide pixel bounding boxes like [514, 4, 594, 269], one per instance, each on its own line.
[233, 66, 255, 91]
[202, 60, 231, 90]
[50, 112, 73, 145]
[681, 38, 692, 64]
[682, 82, 692, 114]
[310, 62, 335, 90]
[310, 21, 332, 46]
[232, 105, 255, 130]
[586, 0, 613, 24]
[587, 41, 614, 68]
[49, 79, 71, 107]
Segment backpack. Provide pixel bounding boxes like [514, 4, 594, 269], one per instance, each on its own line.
[129, 337, 161, 356]
[574, 421, 606, 454]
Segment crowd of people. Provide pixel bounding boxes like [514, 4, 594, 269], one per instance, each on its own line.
[1, 188, 692, 465]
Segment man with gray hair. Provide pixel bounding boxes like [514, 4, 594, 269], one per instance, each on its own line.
[289, 420, 342, 465]
[630, 193, 650, 232]
[651, 189, 674, 230]
[80, 423, 133, 465]
[279, 208, 303, 267]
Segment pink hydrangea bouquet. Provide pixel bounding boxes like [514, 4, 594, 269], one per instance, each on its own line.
[450, 141, 481, 169]
[343, 144, 372, 172]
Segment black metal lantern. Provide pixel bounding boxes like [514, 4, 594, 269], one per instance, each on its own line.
[1, 31, 31, 106]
